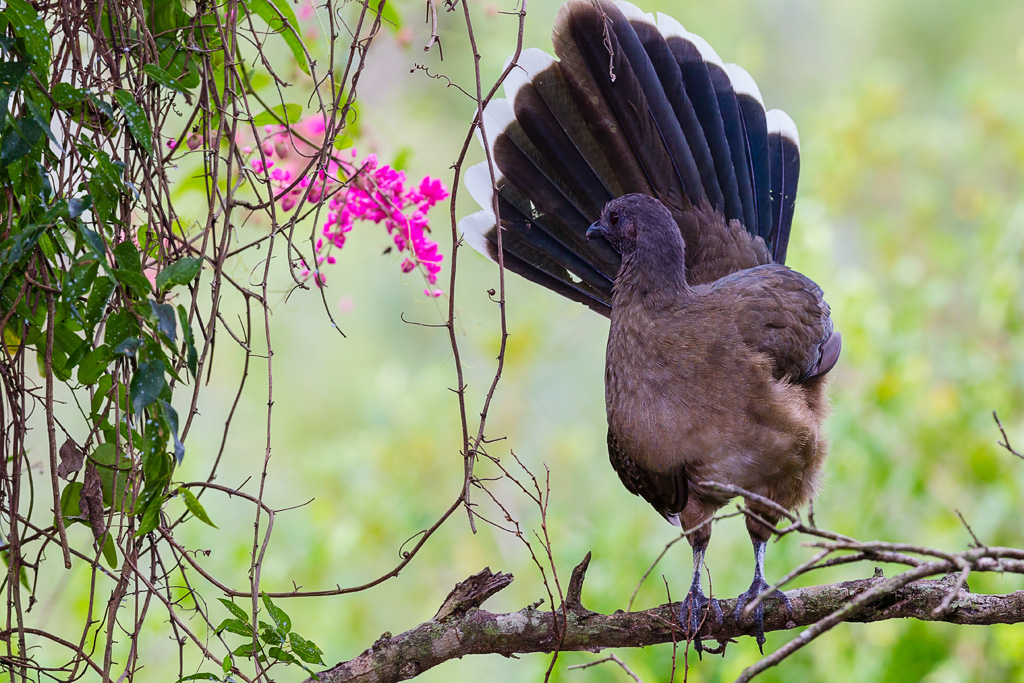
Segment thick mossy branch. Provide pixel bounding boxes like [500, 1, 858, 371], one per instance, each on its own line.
[308, 557, 1024, 683]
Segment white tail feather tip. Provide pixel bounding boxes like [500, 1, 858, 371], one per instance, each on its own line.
[458, 210, 497, 261]
[724, 63, 764, 105]
[767, 109, 801, 149]
[655, 12, 688, 39]
[465, 161, 500, 218]
[614, 0, 655, 25]
[503, 48, 556, 104]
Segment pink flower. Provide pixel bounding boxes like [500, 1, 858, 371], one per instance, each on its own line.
[248, 117, 448, 296]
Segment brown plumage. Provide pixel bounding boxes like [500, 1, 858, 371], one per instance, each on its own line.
[588, 194, 838, 649]
[460, 0, 841, 651]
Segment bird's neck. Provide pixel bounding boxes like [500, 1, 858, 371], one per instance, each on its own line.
[613, 238, 691, 308]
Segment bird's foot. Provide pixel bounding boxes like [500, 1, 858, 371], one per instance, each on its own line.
[679, 587, 721, 657]
[734, 578, 792, 654]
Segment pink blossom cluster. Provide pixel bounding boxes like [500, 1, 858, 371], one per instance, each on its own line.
[249, 119, 448, 297]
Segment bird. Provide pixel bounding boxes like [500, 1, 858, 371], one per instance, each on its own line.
[459, 0, 840, 652]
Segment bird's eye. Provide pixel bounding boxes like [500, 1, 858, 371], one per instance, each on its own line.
[609, 211, 620, 226]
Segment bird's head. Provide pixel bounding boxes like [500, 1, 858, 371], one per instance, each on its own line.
[585, 193, 678, 258]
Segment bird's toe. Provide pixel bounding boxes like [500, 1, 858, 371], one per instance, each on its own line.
[734, 579, 770, 653]
[679, 590, 718, 655]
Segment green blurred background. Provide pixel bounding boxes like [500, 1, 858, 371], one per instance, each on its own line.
[38, 0, 1024, 680]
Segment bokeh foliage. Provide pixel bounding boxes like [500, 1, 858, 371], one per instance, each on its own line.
[9, 0, 1024, 681]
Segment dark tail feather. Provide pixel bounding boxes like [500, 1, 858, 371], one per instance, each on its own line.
[461, 211, 613, 316]
[766, 109, 800, 264]
[484, 121, 621, 281]
[706, 61, 758, 234]
[657, 14, 744, 226]
[727, 64, 773, 243]
[464, 165, 614, 313]
[505, 49, 617, 218]
[628, 12, 723, 211]
[554, 1, 695, 212]
[460, 0, 802, 311]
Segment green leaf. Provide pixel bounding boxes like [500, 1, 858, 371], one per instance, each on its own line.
[134, 489, 164, 536]
[105, 310, 140, 350]
[177, 304, 198, 379]
[64, 260, 98, 299]
[289, 632, 325, 665]
[258, 622, 283, 645]
[252, 103, 303, 128]
[78, 225, 105, 259]
[142, 414, 172, 473]
[52, 83, 87, 107]
[145, 0, 189, 35]
[219, 598, 250, 622]
[160, 400, 185, 463]
[244, 0, 309, 75]
[267, 646, 298, 665]
[112, 268, 152, 298]
[137, 223, 159, 257]
[222, 654, 233, 674]
[58, 481, 85, 524]
[231, 643, 255, 657]
[77, 344, 110, 385]
[24, 97, 59, 149]
[129, 359, 165, 414]
[5, 0, 51, 66]
[113, 337, 143, 357]
[1, 116, 44, 169]
[142, 63, 191, 94]
[2, 223, 46, 267]
[155, 256, 201, 292]
[180, 489, 216, 527]
[0, 59, 31, 106]
[68, 197, 89, 218]
[91, 442, 131, 510]
[86, 148, 125, 224]
[113, 90, 153, 152]
[90, 373, 113, 417]
[149, 301, 177, 342]
[261, 593, 291, 634]
[64, 261, 99, 325]
[113, 239, 141, 272]
[216, 618, 253, 638]
[99, 531, 118, 568]
[377, 1, 401, 33]
[391, 147, 411, 171]
[84, 275, 115, 328]
[177, 674, 221, 682]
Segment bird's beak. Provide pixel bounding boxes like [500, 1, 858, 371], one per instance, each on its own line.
[586, 220, 607, 242]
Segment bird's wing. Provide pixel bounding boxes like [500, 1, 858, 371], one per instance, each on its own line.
[460, 0, 803, 313]
[710, 265, 840, 383]
[608, 428, 688, 521]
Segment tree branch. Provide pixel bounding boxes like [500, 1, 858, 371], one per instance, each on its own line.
[307, 559, 1024, 683]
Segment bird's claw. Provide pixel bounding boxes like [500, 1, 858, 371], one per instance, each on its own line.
[734, 578, 792, 654]
[679, 588, 721, 657]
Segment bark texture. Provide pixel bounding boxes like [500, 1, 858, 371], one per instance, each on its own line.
[309, 560, 1024, 683]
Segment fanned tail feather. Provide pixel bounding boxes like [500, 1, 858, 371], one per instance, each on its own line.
[459, 0, 803, 314]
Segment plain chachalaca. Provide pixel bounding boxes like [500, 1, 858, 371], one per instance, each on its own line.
[460, 0, 841, 651]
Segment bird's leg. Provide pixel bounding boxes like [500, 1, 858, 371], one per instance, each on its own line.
[734, 538, 793, 653]
[678, 541, 720, 655]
